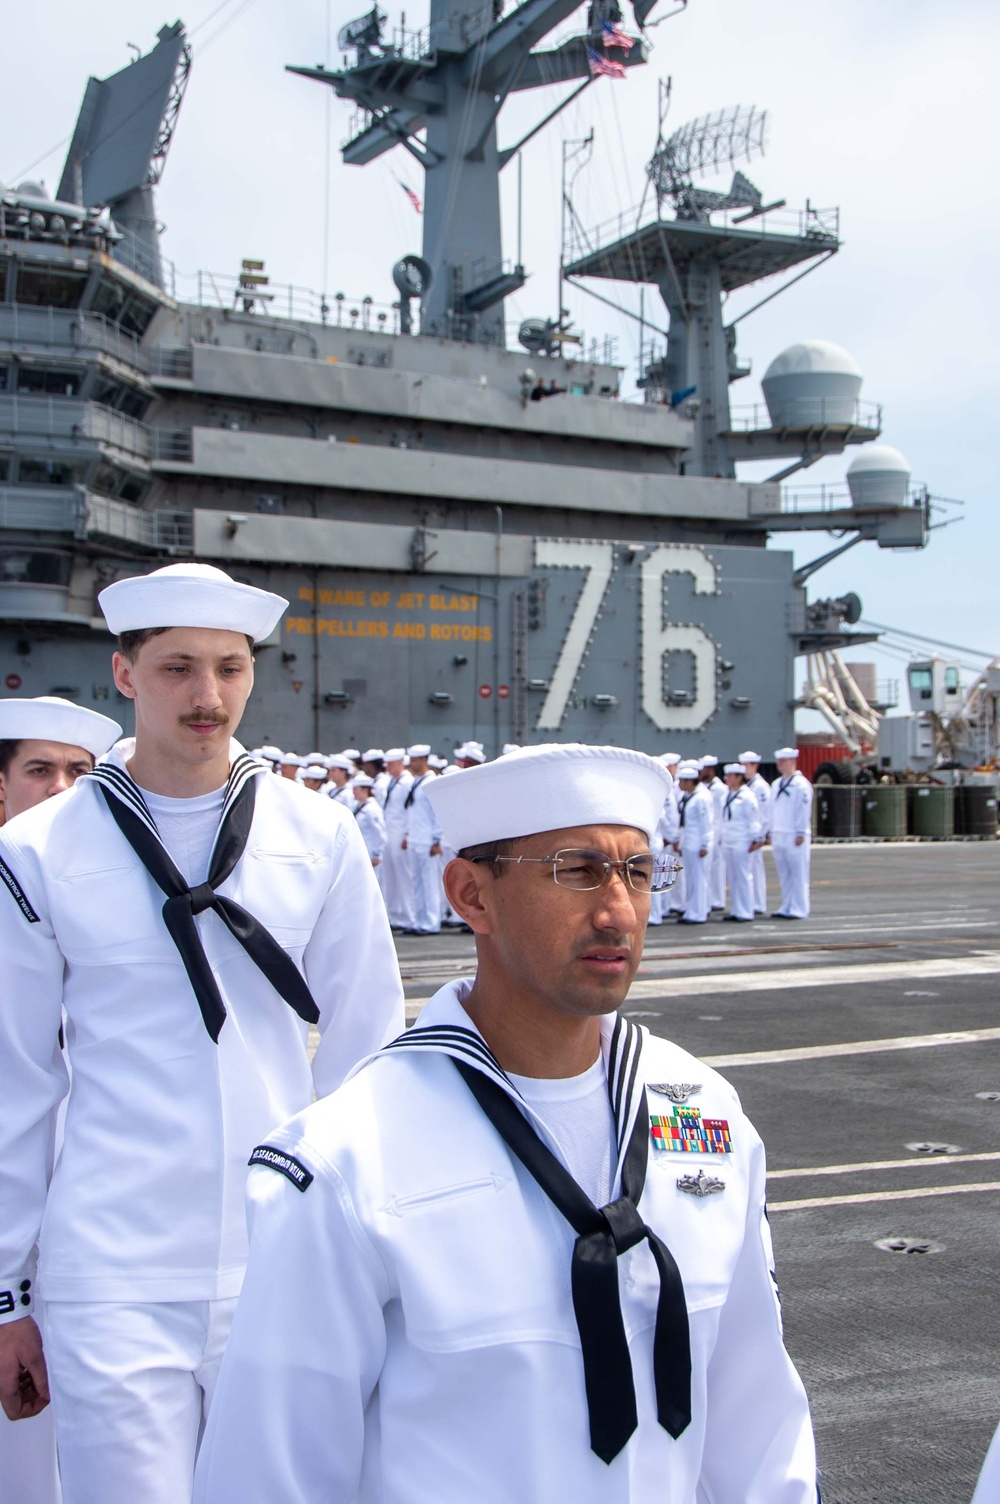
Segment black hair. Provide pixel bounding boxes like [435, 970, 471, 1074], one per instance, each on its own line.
[0, 739, 21, 778]
[117, 627, 255, 661]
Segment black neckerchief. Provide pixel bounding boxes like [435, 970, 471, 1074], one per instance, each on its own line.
[86, 757, 319, 1042]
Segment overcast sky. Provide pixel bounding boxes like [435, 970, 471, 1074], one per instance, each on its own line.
[3, 0, 996, 724]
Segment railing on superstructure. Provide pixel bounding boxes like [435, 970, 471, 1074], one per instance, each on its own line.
[0, 305, 148, 371]
[775, 481, 927, 516]
[0, 487, 192, 551]
[564, 201, 840, 267]
[728, 398, 882, 433]
[0, 394, 151, 459]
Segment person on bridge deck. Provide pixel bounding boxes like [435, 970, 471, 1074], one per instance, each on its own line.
[699, 756, 727, 910]
[738, 751, 771, 914]
[770, 747, 813, 919]
[720, 764, 762, 922]
[0, 562, 404, 1504]
[192, 741, 817, 1504]
[402, 743, 443, 934]
[0, 696, 122, 1504]
[381, 748, 415, 930]
[674, 762, 714, 924]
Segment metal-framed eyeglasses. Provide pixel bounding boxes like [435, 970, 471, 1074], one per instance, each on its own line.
[469, 847, 681, 894]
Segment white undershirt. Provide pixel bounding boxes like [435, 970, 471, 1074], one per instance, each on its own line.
[140, 785, 227, 886]
[508, 1055, 618, 1209]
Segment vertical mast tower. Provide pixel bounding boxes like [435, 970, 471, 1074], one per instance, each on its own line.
[287, 0, 656, 343]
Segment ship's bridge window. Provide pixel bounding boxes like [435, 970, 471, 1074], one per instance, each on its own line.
[0, 453, 10, 482]
[945, 666, 960, 694]
[908, 666, 933, 700]
[86, 279, 159, 337]
[15, 457, 81, 488]
[0, 365, 8, 392]
[16, 367, 83, 397]
[0, 549, 72, 586]
[91, 375, 149, 418]
[14, 265, 87, 309]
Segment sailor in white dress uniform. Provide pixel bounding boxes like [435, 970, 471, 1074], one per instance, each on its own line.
[738, 751, 771, 914]
[770, 747, 813, 919]
[699, 757, 727, 910]
[380, 749, 415, 929]
[403, 744, 443, 934]
[0, 564, 404, 1504]
[194, 742, 817, 1504]
[719, 764, 762, 922]
[674, 763, 714, 924]
[353, 774, 387, 890]
[0, 697, 122, 1504]
[323, 754, 357, 811]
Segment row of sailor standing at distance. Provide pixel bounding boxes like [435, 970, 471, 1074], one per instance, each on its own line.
[649, 750, 814, 925]
[243, 739, 517, 936]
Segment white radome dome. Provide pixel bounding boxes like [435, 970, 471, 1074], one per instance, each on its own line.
[762, 340, 863, 427]
[846, 445, 911, 510]
[763, 340, 862, 380]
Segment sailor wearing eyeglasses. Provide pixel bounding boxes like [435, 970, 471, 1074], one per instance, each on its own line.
[194, 743, 817, 1504]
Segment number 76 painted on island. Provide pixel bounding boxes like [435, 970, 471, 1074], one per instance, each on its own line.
[533, 539, 719, 733]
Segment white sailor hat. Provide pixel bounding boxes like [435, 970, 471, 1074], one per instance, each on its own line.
[384, 747, 406, 761]
[738, 750, 761, 764]
[352, 772, 375, 788]
[98, 562, 286, 642]
[724, 763, 746, 776]
[428, 754, 449, 770]
[425, 742, 670, 850]
[0, 696, 122, 760]
[342, 748, 361, 761]
[407, 743, 431, 757]
[260, 744, 283, 761]
[326, 754, 355, 773]
[279, 751, 304, 767]
[677, 762, 701, 779]
[774, 746, 799, 760]
[361, 747, 384, 762]
[460, 746, 486, 764]
[661, 752, 681, 766]
[303, 763, 328, 781]
[699, 755, 719, 768]
[304, 752, 325, 765]
[501, 743, 520, 756]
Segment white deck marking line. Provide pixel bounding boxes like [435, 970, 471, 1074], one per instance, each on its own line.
[769, 1152, 1000, 1180]
[704, 1024, 1000, 1068]
[627, 952, 1000, 1002]
[769, 1181, 1000, 1212]
[407, 955, 1000, 1020]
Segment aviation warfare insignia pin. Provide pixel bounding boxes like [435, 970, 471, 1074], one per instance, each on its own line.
[648, 1082, 702, 1104]
[650, 1105, 732, 1155]
[677, 1169, 726, 1198]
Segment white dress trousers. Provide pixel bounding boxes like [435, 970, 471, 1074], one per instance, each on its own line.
[44, 1298, 237, 1504]
[747, 774, 771, 912]
[707, 779, 727, 908]
[381, 775, 415, 929]
[1, 1403, 61, 1504]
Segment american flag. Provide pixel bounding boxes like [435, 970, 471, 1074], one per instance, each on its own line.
[399, 181, 423, 214]
[601, 18, 634, 51]
[587, 44, 627, 79]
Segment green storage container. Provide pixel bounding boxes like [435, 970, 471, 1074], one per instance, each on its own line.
[908, 785, 954, 839]
[816, 785, 862, 838]
[955, 785, 998, 838]
[862, 785, 906, 838]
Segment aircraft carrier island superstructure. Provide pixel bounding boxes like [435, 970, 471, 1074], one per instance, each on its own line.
[0, 8, 932, 755]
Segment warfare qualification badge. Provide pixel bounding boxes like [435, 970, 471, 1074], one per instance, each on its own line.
[677, 1169, 726, 1198]
[648, 1082, 702, 1104]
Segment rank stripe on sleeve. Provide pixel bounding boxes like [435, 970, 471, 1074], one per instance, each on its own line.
[0, 854, 40, 923]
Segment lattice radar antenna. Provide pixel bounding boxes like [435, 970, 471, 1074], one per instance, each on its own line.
[647, 104, 767, 215]
[337, 7, 388, 58]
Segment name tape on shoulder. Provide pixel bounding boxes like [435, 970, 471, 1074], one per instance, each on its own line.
[248, 1145, 314, 1192]
[0, 856, 40, 924]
